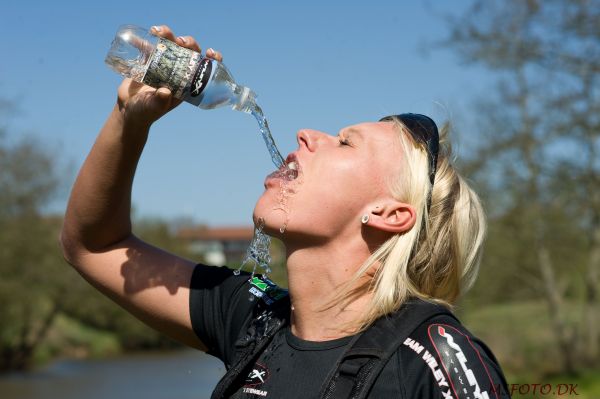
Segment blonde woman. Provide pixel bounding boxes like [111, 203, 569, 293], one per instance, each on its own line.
[61, 26, 509, 398]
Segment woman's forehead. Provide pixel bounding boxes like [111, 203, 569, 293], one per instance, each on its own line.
[342, 122, 405, 175]
[341, 121, 400, 142]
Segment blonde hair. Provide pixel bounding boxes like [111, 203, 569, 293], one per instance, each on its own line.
[338, 118, 486, 331]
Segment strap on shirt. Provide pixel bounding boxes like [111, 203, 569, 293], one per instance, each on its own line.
[210, 291, 290, 399]
[319, 298, 456, 399]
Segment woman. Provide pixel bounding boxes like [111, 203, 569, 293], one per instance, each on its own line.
[61, 26, 509, 398]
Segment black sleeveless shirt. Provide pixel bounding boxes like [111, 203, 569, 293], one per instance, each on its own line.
[189, 265, 510, 398]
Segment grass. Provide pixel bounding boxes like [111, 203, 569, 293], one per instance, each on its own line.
[458, 300, 600, 398]
[33, 313, 121, 366]
[505, 368, 600, 398]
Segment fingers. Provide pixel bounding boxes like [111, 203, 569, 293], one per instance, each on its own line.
[155, 86, 172, 100]
[151, 25, 176, 42]
[154, 87, 184, 113]
[206, 48, 223, 62]
[175, 35, 201, 53]
[151, 24, 223, 61]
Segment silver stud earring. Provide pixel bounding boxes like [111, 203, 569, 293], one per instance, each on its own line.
[361, 214, 370, 224]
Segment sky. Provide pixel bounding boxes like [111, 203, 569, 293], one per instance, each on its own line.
[1, 0, 492, 226]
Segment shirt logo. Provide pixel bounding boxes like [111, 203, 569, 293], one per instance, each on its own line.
[429, 324, 497, 399]
[245, 363, 270, 387]
[249, 277, 288, 305]
[243, 363, 270, 397]
[250, 276, 270, 291]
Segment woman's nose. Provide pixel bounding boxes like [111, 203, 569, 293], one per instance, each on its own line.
[297, 129, 328, 152]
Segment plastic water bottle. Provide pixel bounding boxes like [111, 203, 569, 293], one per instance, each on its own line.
[105, 25, 256, 113]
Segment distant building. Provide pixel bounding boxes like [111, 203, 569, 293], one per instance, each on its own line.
[177, 226, 255, 265]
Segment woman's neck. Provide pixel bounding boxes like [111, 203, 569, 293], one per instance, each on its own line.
[284, 237, 375, 341]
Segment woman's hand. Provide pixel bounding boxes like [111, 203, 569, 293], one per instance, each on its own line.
[115, 24, 224, 128]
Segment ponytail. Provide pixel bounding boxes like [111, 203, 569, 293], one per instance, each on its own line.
[337, 119, 486, 332]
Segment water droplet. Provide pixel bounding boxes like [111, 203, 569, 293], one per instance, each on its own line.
[279, 225, 286, 234]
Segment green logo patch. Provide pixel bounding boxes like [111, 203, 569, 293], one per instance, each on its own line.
[249, 276, 288, 305]
[250, 276, 270, 292]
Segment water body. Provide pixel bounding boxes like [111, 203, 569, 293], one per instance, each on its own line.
[0, 350, 224, 399]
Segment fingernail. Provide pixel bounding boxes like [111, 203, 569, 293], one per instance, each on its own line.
[207, 48, 215, 56]
[151, 26, 162, 32]
[177, 36, 186, 44]
[157, 87, 171, 95]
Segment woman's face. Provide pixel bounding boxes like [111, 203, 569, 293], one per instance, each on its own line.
[253, 121, 403, 243]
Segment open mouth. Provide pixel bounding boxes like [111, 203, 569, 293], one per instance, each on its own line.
[267, 154, 300, 181]
[283, 160, 299, 179]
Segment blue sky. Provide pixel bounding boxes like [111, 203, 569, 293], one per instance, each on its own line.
[1, 0, 492, 226]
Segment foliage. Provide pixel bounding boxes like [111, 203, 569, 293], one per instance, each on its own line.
[0, 126, 70, 371]
[445, 0, 600, 374]
[461, 301, 600, 396]
[0, 104, 194, 371]
[60, 218, 199, 352]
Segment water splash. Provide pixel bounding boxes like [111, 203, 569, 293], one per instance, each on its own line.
[234, 102, 295, 282]
[234, 218, 272, 278]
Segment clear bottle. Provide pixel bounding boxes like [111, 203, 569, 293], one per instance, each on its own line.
[105, 25, 256, 113]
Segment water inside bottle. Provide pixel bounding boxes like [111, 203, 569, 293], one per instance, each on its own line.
[105, 55, 147, 82]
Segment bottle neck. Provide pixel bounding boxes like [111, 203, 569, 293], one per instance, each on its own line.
[232, 85, 256, 113]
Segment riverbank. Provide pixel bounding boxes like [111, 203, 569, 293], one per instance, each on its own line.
[0, 349, 224, 399]
[18, 310, 185, 372]
[3, 347, 599, 399]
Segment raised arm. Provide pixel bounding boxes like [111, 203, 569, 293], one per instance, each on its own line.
[60, 25, 223, 350]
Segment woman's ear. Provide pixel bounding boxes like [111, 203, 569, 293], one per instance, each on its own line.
[363, 201, 416, 234]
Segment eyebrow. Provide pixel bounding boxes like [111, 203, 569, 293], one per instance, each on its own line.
[341, 127, 364, 139]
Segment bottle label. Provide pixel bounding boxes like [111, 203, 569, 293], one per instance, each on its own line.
[142, 38, 208, 104]
[190, 58, 213, 98]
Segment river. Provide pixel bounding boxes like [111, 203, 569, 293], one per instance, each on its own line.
[0, 350, 225, 399]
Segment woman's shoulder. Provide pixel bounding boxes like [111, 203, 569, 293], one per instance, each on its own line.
[189, 266, 289, 362]
[396, 313, 510, 398]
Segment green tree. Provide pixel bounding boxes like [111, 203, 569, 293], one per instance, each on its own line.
[60, 217, 200, 351]
[0, 117, 70, 370]
[444, 0, 600, 374]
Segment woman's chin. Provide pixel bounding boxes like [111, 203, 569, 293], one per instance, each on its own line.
[252, 208, 287, 237]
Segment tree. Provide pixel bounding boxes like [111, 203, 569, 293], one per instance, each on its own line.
[0, 113, 71, 370]
[444, 0, 600, 374]
[60, 217, 199, 351]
